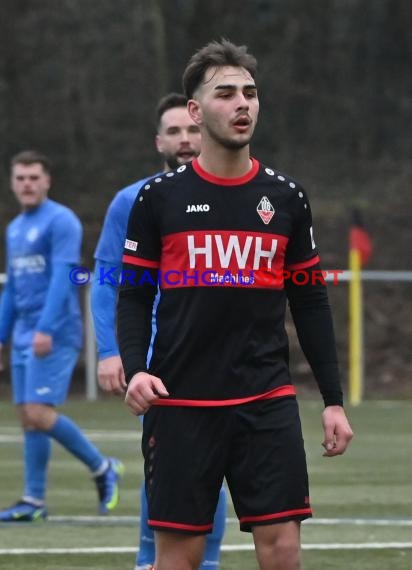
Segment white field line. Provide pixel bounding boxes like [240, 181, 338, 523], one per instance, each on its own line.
[1, 516, 412, 556]
[45, 515, 412, 526]
[307, 518, 412, 527]
[2, 543, 412, 555]
[0, 430, 140, 443]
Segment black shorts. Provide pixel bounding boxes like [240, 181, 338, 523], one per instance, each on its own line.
[142, 396, 312, 534]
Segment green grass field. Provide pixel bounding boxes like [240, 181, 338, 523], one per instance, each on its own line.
[0, 397, 411, 569]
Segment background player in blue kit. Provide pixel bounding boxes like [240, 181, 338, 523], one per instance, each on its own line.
[0, 150, 123, 522]
[91, 94, 227, 570]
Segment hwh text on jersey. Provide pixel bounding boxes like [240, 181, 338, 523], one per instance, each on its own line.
[186, 232, 287, 271]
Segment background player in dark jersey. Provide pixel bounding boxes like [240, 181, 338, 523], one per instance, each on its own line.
[118, 41, 354, 570]
[0, 150, 123, 522]
[92, 94, 227, 570]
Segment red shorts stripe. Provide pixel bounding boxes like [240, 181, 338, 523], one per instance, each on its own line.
[240, 507, 312, 525]
[153, 385, 296, 407]
[148, 519, 213, 532]
[122, 254, 159, 268]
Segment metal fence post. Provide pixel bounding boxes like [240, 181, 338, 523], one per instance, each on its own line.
[84, 283, 98, 401]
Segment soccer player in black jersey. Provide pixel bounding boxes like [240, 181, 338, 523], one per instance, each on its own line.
[118, 39, 353, 570]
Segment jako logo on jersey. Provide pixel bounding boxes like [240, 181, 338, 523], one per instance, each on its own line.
[36, 387, 51, 395]
[187, 234, 279, 270]
[185, 204, 210, 213]
[257, 196, 275, 225]
[125, 239, 138, 251]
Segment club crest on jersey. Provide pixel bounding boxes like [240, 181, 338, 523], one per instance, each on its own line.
[26, 227, 39, 242]
[257, 196, 275, 225]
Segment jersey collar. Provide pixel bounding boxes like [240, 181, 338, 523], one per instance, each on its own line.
[192, 157, 259, 186]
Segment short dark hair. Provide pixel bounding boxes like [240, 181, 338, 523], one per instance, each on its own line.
[182, 39, 257, 99]
[156, 93, 188, 129]
[11, 150, 52, 174]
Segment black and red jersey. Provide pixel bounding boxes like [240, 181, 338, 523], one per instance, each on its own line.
[118, 158, 342, 407]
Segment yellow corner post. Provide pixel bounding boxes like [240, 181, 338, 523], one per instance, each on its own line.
[348, 248, 363, 406]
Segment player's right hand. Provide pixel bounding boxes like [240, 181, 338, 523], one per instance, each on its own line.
[124, 371, 169, 416]
[98, 355, 126, 395]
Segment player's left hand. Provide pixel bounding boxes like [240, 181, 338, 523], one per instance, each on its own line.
[321, 405, 354, 457]
[98, 355, 126, 395]
[33, 332, 53, 356]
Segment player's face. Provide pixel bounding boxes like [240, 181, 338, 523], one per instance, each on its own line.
[11, 163, 51, 210]
[188, 66, 259, 150]
[156, 106, 201, 170]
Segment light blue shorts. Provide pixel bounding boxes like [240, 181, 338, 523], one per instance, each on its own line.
[11, 345, 80, 406]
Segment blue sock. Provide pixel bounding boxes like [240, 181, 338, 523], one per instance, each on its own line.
[23, 430, 51, 502]
[201, 486, 227, 569]
[136, 482, 155, 566]
[47, 414, 105, 473]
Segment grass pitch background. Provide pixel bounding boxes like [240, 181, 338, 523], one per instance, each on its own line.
[0, 398, 411, 569]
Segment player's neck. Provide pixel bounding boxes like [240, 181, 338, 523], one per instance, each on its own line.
[196, 145, 251, 179]
[21, 198, 48, 213]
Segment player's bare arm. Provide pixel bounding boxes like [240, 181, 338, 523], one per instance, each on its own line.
[124, 371, 169, 415]
[321, 405, 354, 457]
[98, 355, 126, 394]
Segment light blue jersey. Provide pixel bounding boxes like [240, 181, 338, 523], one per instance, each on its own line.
[92, 177, 157, 360]
[1, 199, 82, 356]
[0, 195, 121, 513]
[94, 179, 149, 264]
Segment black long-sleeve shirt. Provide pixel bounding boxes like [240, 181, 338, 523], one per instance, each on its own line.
[117, 159, 343, 407]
